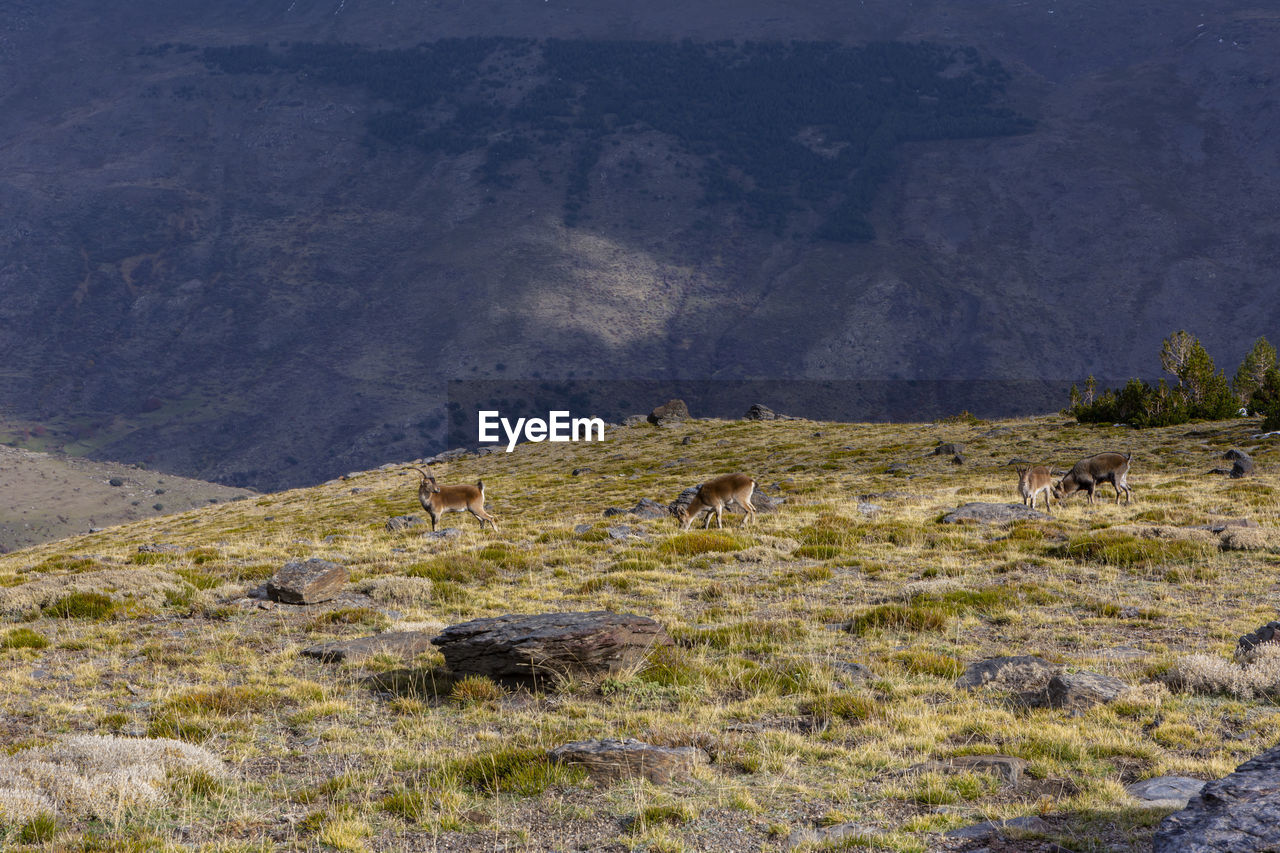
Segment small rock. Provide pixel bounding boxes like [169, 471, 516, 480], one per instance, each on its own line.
[833, 661, 875, 684]
[1045, 671, 1129, 710]
[681, 435, 693, 445]
[1236, 620, 1280, 658]
[1127, 776, 1206, 809]
[137, 543, 182, 554]
[571, 467, 593, 476]
[785, 822, 877, 850]
[605, 526, 633, 540]
[385, 515, 423, 533]
[932, 442, 963, 457]
[602, 507, 627, 517]
[743, 403, 777, 420]
[856, 502, 882, 517]
[302, 631, 436, 664]
[422, 528, 464, 540]
[628, 498, 670, 519]
[574, 523, 593, 534]
[265, 559, 348, 605]
[942, 503, 1050, 524]
[647, 399, 690, 425]
[900, 755, 1029, 787]
[548, 738, 707, 784]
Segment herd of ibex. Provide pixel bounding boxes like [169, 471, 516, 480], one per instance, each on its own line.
[406, 449, 1133, 531]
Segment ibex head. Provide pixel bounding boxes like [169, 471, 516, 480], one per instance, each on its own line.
[408, 466, 441, 493]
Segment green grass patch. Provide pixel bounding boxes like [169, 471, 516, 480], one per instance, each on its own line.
[802, 692, 875, 721]
[439, 747, 585, 796]
[846, 604, 948, 635]
[2, 627, 49, 650]
[166, 684, 291, 717]
[792, 544, 842, 560]
[42, 591, 117, 620]
[658, 531, 746, 556]
[131, 550, 176, 565]
[1057, 531, 1216, 568]
[407, 555, 496, 584]
[892, 649, 964, 679]
[308, 607, 391, 632]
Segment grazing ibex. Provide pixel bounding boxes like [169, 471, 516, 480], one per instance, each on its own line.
[1009, 462, 1056, 514]
[673, 473, 757, 530]
[1053, 452, 1133, 505]
[408, 467, 498, 531]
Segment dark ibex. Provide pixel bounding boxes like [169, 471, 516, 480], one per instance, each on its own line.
[673, 473, 758, 530]
[408, 467, 498, 531]
[1053, 452, 1133, 505]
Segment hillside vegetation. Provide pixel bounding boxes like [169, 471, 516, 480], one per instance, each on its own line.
[1, 414, 1278, 851]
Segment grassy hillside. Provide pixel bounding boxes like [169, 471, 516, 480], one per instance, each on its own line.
[1, 414, 1278, 851]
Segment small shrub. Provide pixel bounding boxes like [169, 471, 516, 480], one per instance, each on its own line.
[166, 684, 289, 717]
[630, 801, 697, 833]
[131, 550, 175, 565]
[442, 747, 585, 796]
[449, 675, 506, 704]
[2, 627, 49, 650]
[19, 812, 58, 844]
[407, 556, 495, 584]
[802, 693, 875, 721]
[792, 544, 841, 560]
[308, 607, 390, 632]
[382, 786, 430, 822]
[639, 646, 703, 687]
[42, 591, 117, 620]
[1057, 530, 1214, 568]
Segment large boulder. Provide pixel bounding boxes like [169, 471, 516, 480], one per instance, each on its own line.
[956, 655, 1058, 692]
[431, 611, 672, 686]
[1154, 744, 1280, 852]
[265, 559, 348, 605]
[1044, 671, 1129, 710]
[647, 399, 690, 425]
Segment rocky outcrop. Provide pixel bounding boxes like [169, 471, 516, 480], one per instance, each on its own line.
[431, 611, 673, 686]
[955, 655, 1058, 691]
[648, 399, 690, 425]
[942, 503, 1050, 524]
[384, 515, 423, 532]
[1153, 744, 1280, 852]
[548, 738, 706, 784]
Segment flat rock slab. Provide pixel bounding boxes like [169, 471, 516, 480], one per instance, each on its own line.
[301, 631, 436, 664]
[432, 611, 673, 686]
[899, 754, 1029, 787]
[944, 816, 1049, 840]
[942, 503, 1050, 524]
[1127, 776, 1206, 809]
[548, 738, 706, 784]
[1045, 671, 1129, 710]
[266, 559, 348, 605]
[956, 656, 1058, 691]
[1154, 744, 1280, 852]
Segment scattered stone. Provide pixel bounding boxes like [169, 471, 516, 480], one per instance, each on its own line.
[681, 435, 693, 445]
[1127, 776, 1206, 810]
[833, 661, 874, 684]
[628, 498, 670, 519]
[647, 399, 690, 425]
[548, 738, 706, 784]
[951, 453, 965, 465]
[602, 507, 627, 517]
[137, 543, 182, 554]
[856, 502, 882, 517]
[432, 611, 673, 685]
[605, 526, 635, 540]
[942, 503, 1050, 524]
[885, 462, 911, 475]
[1210, 450, 1255, 478]
[983, 426, 1013, 438]
[1189, 518, 1259, 533]
[622, 414, 647, 427]
[265, 559, 348, 605]
[716, 439, 731, 446]
[956, 656, 1058, 691]
[1236, 621, 1280, 658]
[944, 816, 1049, 840]
[1092, 646, 1149, 660]
[1045, 671, 1129, 710]
[1154, 744, 1280, 852]
[573, 524, 593, 534]
[424, 448, 470, 464]
[385, 515, 423, 533]
[421, 527, 464, 540]
[743, 403, 777, 420]
[785, 822, 877, 850]
[108, 478, 124, 487]
[571, 467, 593, 476]
[301, 631, 436, 664]
[932, 442, 963, 457]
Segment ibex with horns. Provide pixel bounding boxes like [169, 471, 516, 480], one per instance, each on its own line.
[407, 467, 498, 531]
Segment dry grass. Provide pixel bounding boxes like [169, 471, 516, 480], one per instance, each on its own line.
[0, 414, 1277, 850]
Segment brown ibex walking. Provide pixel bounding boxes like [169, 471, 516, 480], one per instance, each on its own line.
[1053, 452, 1133, 505]
[408, 467, 498, 531]
[673, 473, 758, 530]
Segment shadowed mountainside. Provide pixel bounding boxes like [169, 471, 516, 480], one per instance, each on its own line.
[1, 0, 1278, 489]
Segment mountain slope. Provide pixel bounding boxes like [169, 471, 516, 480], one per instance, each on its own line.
[1, 1, 1278, 488]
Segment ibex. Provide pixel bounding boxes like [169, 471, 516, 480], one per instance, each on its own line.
[1053, 452, 1133, 505]
[408, 467, 498, 531]
[1009, 462, 1056, 513]
[673, 473, 757, 530]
